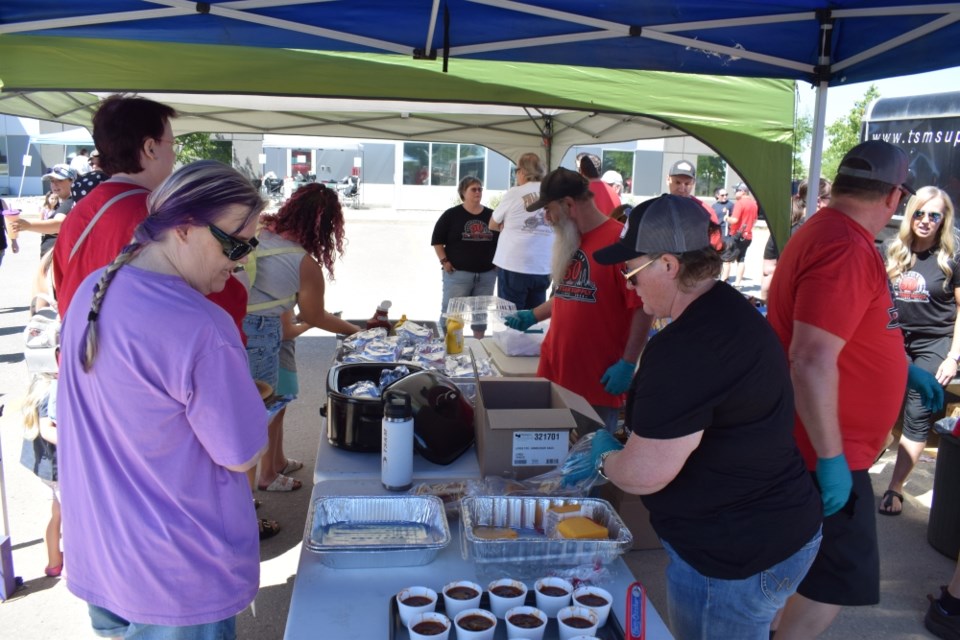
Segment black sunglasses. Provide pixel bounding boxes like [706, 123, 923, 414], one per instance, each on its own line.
[208, 224, 258, 261]
[913, 210, 944, 224]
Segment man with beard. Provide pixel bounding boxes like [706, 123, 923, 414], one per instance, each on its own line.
[506, 168, 652, 431]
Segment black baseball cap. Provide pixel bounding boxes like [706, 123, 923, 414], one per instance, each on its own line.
[837, 140, 915, 194]
[525, 168, 590, 212]
[668, 160, 696, 179]
[594, 194, 711, 264]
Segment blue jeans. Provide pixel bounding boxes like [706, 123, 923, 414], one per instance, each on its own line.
[496, 268, 551, 311]
[89, 604, 237, 639]
[664, 527, 822, 640]
[243, 314, 282, 388]
[441, 269, 497, 333]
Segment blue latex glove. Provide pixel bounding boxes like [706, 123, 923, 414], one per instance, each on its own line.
[505, 310, 536, 332]
[562, 430, 624, 486]
[815, 454, 853, 517]
[907, 363, 945, 413]
[601, 358, 636, 395]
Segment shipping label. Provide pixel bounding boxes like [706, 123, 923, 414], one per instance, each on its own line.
[511, 431, 568, 466]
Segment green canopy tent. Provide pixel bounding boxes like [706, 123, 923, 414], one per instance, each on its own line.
[0, 36, 795, 241]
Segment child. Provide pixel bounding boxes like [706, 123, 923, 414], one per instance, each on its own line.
[19, 373, 62, 577]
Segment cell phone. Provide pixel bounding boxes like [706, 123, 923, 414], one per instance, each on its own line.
[626, 581, 646, 640]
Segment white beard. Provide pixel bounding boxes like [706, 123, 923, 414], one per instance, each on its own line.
[551, 213, 581, 285]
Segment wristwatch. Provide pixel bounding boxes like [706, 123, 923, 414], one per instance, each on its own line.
[596, 449, 616, 480]
[949, 352, 960, 363]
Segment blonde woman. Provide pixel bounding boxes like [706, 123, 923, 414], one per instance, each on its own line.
[881, 186, 960, 516]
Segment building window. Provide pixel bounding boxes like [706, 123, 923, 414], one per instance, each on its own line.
[403, 142, 487, 186]
[696, 156, 727, 197]
[0, 136, 7, 176]
[602, 150, 634, 194]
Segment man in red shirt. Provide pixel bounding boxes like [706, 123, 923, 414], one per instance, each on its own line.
[53, 95, 177, 320]
[505, 168, 652, 431]
[665, 159, 723, 251]
[768, 141, 942, 638]
[577, 153, 621, 216]
[721, 183, 759, 288]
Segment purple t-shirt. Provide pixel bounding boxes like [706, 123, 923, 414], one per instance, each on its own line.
[58, 265, 267, 625]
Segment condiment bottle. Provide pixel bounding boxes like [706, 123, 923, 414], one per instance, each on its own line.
[445, 316, 464, 354]
[381, 390, 414, 491]
[367, 299, 393, 330]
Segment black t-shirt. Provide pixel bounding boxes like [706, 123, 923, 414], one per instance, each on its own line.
[892, 248, 960, 337]
[430, 204, 498, 273]
[627, 282, 821, 579]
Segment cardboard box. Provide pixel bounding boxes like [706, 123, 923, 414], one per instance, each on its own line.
[474, 377, 602, 480]
[599, 484, 662, 550]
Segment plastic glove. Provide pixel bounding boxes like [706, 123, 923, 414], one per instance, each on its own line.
[815, 453, 853, 517]
[562, 430, 624, 486]
[601, 358, 636, 395]
[505, 310, 537, 332]
[907, 363, 945, 413]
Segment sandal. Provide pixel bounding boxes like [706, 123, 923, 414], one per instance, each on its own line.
[258, 474, 302, 492]
[879, 489, 904, 516]
[280, 458, 304, 475]
[258, 518, 281, 541]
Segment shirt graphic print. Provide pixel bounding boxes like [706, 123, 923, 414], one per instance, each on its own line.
[554, 249, 598, 303]
[461, 219, 494, 241]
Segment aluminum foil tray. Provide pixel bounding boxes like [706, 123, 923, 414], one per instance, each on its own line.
[305, 495, 450, 568]
[460, 496, 632, 568]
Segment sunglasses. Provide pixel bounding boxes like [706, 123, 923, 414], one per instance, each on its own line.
[208, 224, 259, 261]
[913, 210, 944, 224]
[621, 258, 656, 286]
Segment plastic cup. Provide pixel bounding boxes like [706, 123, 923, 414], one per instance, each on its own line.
[533, 577, 573, 618]
[487, 578, 528, 618]
[397, 586, 438, 626]
[408, 611, 451, 640]
[503, 605, 548, 640]
[442, 580, 482, 618]
[453, 607, 497, 640]
[571, 585, 613, 627]
[556, 606, 599, 640]
[3, 210, 20, 240]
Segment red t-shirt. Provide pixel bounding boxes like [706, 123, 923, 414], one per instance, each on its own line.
[206, 275, 249, 346]
[729, 196, 758, 240]
[767, 208, 907, 471]
[589, 180, 621, 216]
[538, 219, 644, 407]
[692, 196, 723, 250]
[53, 181, 150, 320]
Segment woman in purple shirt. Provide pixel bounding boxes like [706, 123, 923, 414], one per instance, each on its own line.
[58, 161, 268, 639]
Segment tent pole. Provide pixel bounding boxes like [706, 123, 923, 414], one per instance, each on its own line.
[806, 80, 829, 218]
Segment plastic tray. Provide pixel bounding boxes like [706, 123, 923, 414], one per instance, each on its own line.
[444, 296, 517, 324]
[388, 589, 625, 639]
[305, 495, 450, 568]
[460, 497, 633, 574]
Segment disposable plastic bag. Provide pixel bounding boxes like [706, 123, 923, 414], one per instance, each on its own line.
[492, 328, 544, 356]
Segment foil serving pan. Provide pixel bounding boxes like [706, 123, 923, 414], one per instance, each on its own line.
[460, 496, 632, 568]
[305, 495, 450, 568]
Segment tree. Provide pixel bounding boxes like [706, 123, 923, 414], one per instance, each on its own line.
[820, 84, 880, 180]
[175, 132, 232, 165]
[792, 111, 812, 181]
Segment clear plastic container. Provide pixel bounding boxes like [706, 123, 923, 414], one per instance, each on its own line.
[445, 296, 517, 332]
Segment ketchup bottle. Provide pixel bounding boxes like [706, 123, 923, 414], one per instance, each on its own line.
[366, 300, 392, 330]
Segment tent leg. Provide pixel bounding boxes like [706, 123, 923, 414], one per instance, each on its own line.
[0, 406, 19, 601]
[805, 80, 829, 218]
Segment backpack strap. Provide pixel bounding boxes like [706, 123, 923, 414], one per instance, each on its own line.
[245, 246, 304, 313]
[69, 187, 149, 261]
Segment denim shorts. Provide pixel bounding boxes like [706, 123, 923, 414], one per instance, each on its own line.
[242, 314, 282, 389]
[664, 526, 822, 640]
[89, 604, 237, 640]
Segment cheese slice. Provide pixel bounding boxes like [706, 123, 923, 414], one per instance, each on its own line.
[473, 526, 519, 540]
[557, 517, 608, 540]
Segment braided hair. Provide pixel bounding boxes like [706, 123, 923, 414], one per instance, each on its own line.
[260, 182, 345, 277]
[79, 160, 264, 371]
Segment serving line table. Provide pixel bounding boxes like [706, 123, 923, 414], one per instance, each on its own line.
[288, 442, 673, 638]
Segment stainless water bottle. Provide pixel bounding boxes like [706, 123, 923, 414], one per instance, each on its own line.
[381, 390, 414, 491]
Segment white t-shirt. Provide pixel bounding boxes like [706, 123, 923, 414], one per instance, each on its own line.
[491, 182, 554, 275]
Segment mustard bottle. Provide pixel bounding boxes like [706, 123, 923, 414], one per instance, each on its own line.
[445, 316, 464, 354]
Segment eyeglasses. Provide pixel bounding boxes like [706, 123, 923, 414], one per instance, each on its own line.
[158, 137, 183, 154]
[208, 224, 259, 261]
[467, 187, 483, 192]
[621, 258, 656, 286]
[913, 210, 944, 223]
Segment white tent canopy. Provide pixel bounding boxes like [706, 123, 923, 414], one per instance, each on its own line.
[29, 127, 93, 147]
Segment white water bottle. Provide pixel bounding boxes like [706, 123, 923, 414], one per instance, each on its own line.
[382, 390, 414, 491]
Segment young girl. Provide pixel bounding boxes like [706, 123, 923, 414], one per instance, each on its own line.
[19, 373, 62, 577]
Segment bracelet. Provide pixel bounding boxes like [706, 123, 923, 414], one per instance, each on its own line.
[949, 352, 960, 363]
[440, 258, 450, 265]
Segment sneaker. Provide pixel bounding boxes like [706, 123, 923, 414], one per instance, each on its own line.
[926, 594, 960, 639]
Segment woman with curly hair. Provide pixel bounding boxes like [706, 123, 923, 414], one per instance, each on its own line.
[243, 183, 361, 492]
[880, 186, 960, 516]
